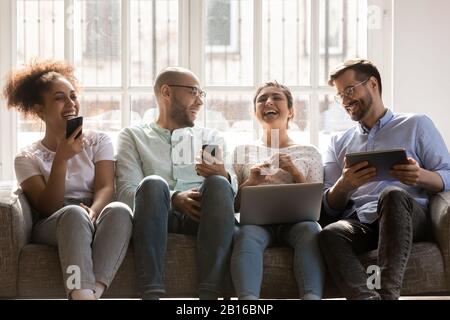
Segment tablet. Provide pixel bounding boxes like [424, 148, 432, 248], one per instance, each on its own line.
[345, 148, 408, 181]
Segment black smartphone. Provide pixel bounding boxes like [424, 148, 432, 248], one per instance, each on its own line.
[66, 116, 83, 139]
[202, 144, 218, 158]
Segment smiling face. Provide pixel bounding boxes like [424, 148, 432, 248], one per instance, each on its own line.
[333, 69, 374, 123]
[254, 86, 294, 130]
[168, 73, 204, 128]
[36, 77, 80, 134]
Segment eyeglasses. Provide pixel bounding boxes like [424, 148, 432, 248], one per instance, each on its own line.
[168, 85, 206, 99]
[334, 78, 369, 104]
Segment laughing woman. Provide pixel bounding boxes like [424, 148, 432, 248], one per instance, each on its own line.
[231, 81, 326, 300]
[3, 60, 132, 300]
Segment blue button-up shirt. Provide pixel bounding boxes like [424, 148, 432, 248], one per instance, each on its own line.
[323, 109, 450, 223]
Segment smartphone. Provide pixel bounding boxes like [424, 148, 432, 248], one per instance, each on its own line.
[66, 116, 83, 139]
[202, 144, 218, 158]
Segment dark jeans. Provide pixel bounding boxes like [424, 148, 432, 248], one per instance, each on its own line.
[132, 175, 236, 298]
[319, 186, 431, 300]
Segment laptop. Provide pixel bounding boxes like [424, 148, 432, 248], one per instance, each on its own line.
[239, 183, 324, 225]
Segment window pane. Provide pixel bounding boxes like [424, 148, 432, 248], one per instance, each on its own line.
[16, 0, 65, 151]
[288, 94, 310, 145]
[130, 94, 157, 126]
[319, 0, 368, 85]
[74, 0, 121, 86]
[205, 92, 255, 151]
[318, 94, 354, 153]
[205, 0, 254, 86]
[79, 94, 121, 143]
[130, 0, 178, 86]
[16, 0, 65, 64]
[262, 0, 311, 86]
[17, 114, 43, 150]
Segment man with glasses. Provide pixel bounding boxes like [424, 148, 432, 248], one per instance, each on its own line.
[319, 59, 450, 299]
[115, 67, 237, 300]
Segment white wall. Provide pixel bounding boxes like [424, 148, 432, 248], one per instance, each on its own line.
[393, 0, 450, 148]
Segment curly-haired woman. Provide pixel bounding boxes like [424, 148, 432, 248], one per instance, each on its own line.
[3, 60, 132, 300]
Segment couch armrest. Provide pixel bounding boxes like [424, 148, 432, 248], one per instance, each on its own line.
[429, 190, 450, 290]
[0, 186, 33, 297]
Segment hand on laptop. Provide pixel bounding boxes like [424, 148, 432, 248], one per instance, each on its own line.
[172, 189, 202, 221]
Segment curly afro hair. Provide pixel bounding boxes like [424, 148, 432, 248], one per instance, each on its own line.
[3, 59, 79, 117]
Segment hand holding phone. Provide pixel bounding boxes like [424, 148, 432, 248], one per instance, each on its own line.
[196, 144, 227, 178]
[202, 144, 218, 158]
[66, 116, 83, 139]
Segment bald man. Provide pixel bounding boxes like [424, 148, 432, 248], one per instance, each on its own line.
[115, 67, 237, 300]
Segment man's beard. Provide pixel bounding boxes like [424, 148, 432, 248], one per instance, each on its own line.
[346, 92, 373, 122]
[170, 96, 195, 127]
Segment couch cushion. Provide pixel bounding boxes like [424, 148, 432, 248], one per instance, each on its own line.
[18, 244, 65, 298]
[107, 234, 199, 298]
[0, 187, 18, 297]
[17, 234, 447, 298]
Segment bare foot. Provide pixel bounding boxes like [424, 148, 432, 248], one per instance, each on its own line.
[70, 289, 96, 300]
[94, 282, 106, 300]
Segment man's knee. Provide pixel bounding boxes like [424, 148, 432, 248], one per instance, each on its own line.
[319, 221, 350, 248]
[136, 175, 170, 198]
[202, 175, 232, 193]
[379, 186, 412, 219]
[379, 186, 409, 204]
[134, 176, 170, 222]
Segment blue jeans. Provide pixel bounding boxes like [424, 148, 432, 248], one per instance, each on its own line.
[132, 175, 236, 298]
[231, 221, 325, 299]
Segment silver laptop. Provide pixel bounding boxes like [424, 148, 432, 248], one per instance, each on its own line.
[239, 183, 324, 225]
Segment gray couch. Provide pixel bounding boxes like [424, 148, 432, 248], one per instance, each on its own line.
[1, 184, 450, 299]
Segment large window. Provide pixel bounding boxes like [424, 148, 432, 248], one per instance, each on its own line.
[1, 0, 390, 180]
[203, 0, 367, 152]
[15, 0, 179, 148]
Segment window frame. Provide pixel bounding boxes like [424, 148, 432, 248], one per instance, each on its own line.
[0, 0, 392, 181]
[0, 0, 17, 182]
